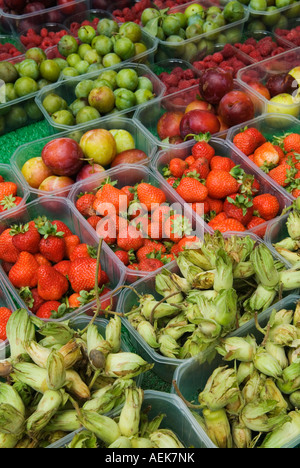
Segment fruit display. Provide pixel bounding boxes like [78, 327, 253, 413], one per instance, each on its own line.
[15, 122, 153, 195]
[70, 165, 200, 279]
[142, 1, 249, 63]
[232, 125, 300, 198]
[120, 231, 300, 365]
[0, 197, 124, 321]
[2, 0, 300, 450]
[55, 19, 155, 79]
[0, 309, 156, 447]
[237, 48, 300, 118]
[156, 137, 289, 235]
[172, 296, 300, 448]
[37, 65, 160, 128]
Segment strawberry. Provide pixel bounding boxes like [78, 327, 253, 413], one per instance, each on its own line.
[175, 177, 208, 203]
[69, 243, 97, 262]
[164, 214, 192, 243]
[210, 156, 235, 172]
[85, 286, 112, 316]
[253, 142, 280, 169]
[247, 216, 267, 237]
[184, 158, 210, 179]
[206, 197, 223, 215]
[50, 220, 73, 238]
[121, 186, 135, 203]
[268, 162, 296, 187]
[0, 182, 17, 201]
[206, 170, 239, 199]
[210, 217, 246, 233]
[136, 243, 166, 263]
[34, 253, 52, 267]
[233, 127, 266, 156]
[223, 193, 254, 226]
[283, 133, 300, 153]
[75, 193, 96, 218]
[253, 194, 280, 221]
[94, 183, 130, 215]
[114, 249, 134, 266]
[99, 270, 109, 287]
[10, 221, 41, 254]
[137, 183, 167, 211]
[96, 218, 118, 245]
[185, 156, 196, 166]
[64, 235, 80, 259]
[170, 243, 182, 257]
[147, 221, 163, 241]
[152, 205, 172, 224]
[28, 288, 46, 314]
[53, 260, 71, 277]
[0, 307, 12, 341]
[192, 200, 209, 216]
[0, 229, 20, 263]
[68, 257, 102, 293]
[1, 261, 13, 274]
[117, 225, 145, 252]
[68, 293, 81, 308]
[177, 236, 202, 251]
[130, 215, 149, 236]
[192, 139, 215, 162]
[37, 265, 69, 301]
[9, 252, 39, 288]
[39, 236, 66, 264]
[36, 301, 62, 319]
[208, 212, 228, 228]
[87, 215, 102, 230]
[0, 195, 22, 213]
[138, 258, 164, 272]
[166, 177, 178, 187]
[168, 158, 188, 178]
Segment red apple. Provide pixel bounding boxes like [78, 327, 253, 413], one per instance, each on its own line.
[218, 91, 255, 127]
[199, 68, 234, 106]
[180, 110, 221, 139]
[42, 138, 84, 177]
[76, 163, 105, 182]
[185, 99, 214, 114]
[111, 149, 148, 168]
[157, 111, 184, 141]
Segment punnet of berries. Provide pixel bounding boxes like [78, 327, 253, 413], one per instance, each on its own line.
[1, 0, 300, 450]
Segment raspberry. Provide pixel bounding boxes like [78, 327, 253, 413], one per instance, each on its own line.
[212, 52, 223, 63]
[222, 44, 235, 58]
[183, 69, 195, 80]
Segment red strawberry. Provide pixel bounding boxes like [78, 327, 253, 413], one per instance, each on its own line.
[37, 265, 69, 301]
[36, 301, 62, 319]
[121, 186, 135, 203]
[247, 216, 267, 237]
[0, 229, 20, 263]
[0, 307, 12, 341]
[192, 140, 215, 162]
[69, 243, 97, 262]
[94, 183, 130, 215]
[268, 163, 295, 188]
[68, 257, 102, 293]
[117, 225, 145, 252]
[0, 182, 17, 201]
[253, 194, 280, 221]
[87, 215, 102, 230]
[169, 158, 188, 178]
[137, 183, 167, 211]
[138, 258, 164, 272]
[283, 133, 300, 153]
[175, 177, 208, 203]
[136, 243, 166, 263]
[233, 127, 266, 156]
[50, 220, 73, 238]
[0, 195, 22, 213]
[206, 170, 239, 199]
[184, 158, 210, 179]
[75, 193, 96, 218]
[115, 250, 131, 266]
[210, 156, 235, 172]
[39, 236, 66, 264]
[210, 218, 246, 233]
[96, 218, 118, 245]
[34, 253, 52, 267]
[64, 235, 80, 260]
[223, 193, 254, 226]
[29, 288, 46, 314]
[9, 252, 40, 289]
[53, 260, 71, 277]
[164, 214, 192, 243]
[206, 197, 224, 215]
[10, 221, 41, 254]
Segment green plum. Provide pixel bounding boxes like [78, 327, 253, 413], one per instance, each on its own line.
[137, 76, 153, 92]
[51, 109, 75, 126]
[42, 93, 68, 115]
[5, 83, 17, 101]
[88, 86, 115, 113]
[53, 58, 68, 70]
[7, 105, 27, 129]
[97, 19, 119, 37]
[78, 25, 96, 44]
[25, 47, 46, 65]
[40, 60, 61, 82]
[75, 80, 95, 99]
[119, 22, 142, 42]
[62, 67, 80, 78]
[75, 60, 90, 75]
[14, 77, 38, 97]
[249, 0, 267, 10]
[135, 89, 154, 105]
[263, 6, 281, 26]
[183, 42, 198, 62]
[76, 106, 101, 125]
[275, 0, 292, 7]
[116, 69, 139, 91]
[162, 16, 181, 37]
[58, 35, 79, 57]
[67, 53, 81, 68]
[99, 70, 118, 89]
[273, 14, 288, 28]
[113, 37, 135, 61]
[92, 79, 113, 90]
[141, 8, 160, 26]
[84, 49, 102, 65]
[69, 98, 88, 116]
[78, 43, 92, 59]
[184, 4, 205, 19]
[187, 14, 204, 26]
[186, 23, 204, 39]
[0, 62, 18, 83]
[37, 78, 52, 89]
[24, 100, 43, 120]
[203, 21, 220, 41]
[92, 35, 113, 56]
[115, 89, 136, 110]
[102, 53, 122, 68]
[87, 63, 104, 73]
[223, 1, 245, 22]
[18, 59, 39, 80]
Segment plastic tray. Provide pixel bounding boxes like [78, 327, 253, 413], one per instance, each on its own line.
[0, 0, 89, 34]
[0, 163, 30, 217]
[273, 16, 300, 48]
[226, 113, 300, 200]
[116, 237, 294, 383]
[234, 29, 294, 61]
[133, 79, 266, 150]
[0, 282, 17, 354]
[247, 0, 300, 32]
[67, 164, 206, 283]
[151, 137, 293, 238]
[152, 0, 249, 63]
[171, 294, 300, 449]
[35, 62, 165, 132]
[0, 33, 26, 54]
[237, 47, 300, 118]
[47, 389, 213, 448]
[264, 213, 296, 266]
[11, 116, 158, 199]
[0, 196, 125, 322]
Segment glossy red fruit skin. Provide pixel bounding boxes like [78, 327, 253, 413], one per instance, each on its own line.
[199, 68, 234, 105]
[57, 0, 77, 15]
[41, 138, 84, 177]
[218, 91, 255, 127]
[180, 110, 221, 139]
[157, 111, 184, 141]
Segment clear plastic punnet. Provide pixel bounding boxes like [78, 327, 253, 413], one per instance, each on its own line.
[47, 389, 214, 448]
[116, 235, 294, 383]
[0, 0, 90, 35]
[35, 62, 165, 132]
[0, 163, 30, 217]
[237, 47, 300, 119]
[133, 79, 266, 150]
[246, 0, 300, 32]
[226, 113, 300, 200]
[0, 283, 17, 353]
[0, 196, 125, 322]
[11, 116, 158, 199]
[67, 163, 206, 283]
[151, 137, 293, 238]
[171, 294, 300, 449]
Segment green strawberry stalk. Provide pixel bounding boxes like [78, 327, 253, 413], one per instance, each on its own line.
[215, 336, 257, 363]
[233, 261, 255, 279]
[244, 284, 277, 316]
[149, 429, 184, 449]
[80, 410, 121, 446]
[290, 391, 300, 408]
[236, 362, 255, 386]
[104, 352, 154, 379]
[140, 296, 182, 322]
[176, 253, 205, 284]
[268, 323, 299, 347]
[259, 410, 300, 448]
[231, 419, 252, 449]
[192, 319, 222, 344]
[240, 400, 290, 433]
[279, 267, 300, 291]
[46, 350, 66, 391]
[0, 403, 25, 437]
[105, 316, 121, 353]
[0, 432, 20, 448]
[242, 370, 264, 404]
[273, 247, 300, 266]
[198, 366, 240, 412]
[274, 237, 300, 251]
[213, 249, 233, 292]
[87, 324, 110, 372]
[178, 248, 213, 271]
[161, 322, 195, 341]
[108, 436, 132, 448]
[265, 341, 289, 370]
[84, 379, 134, 413]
